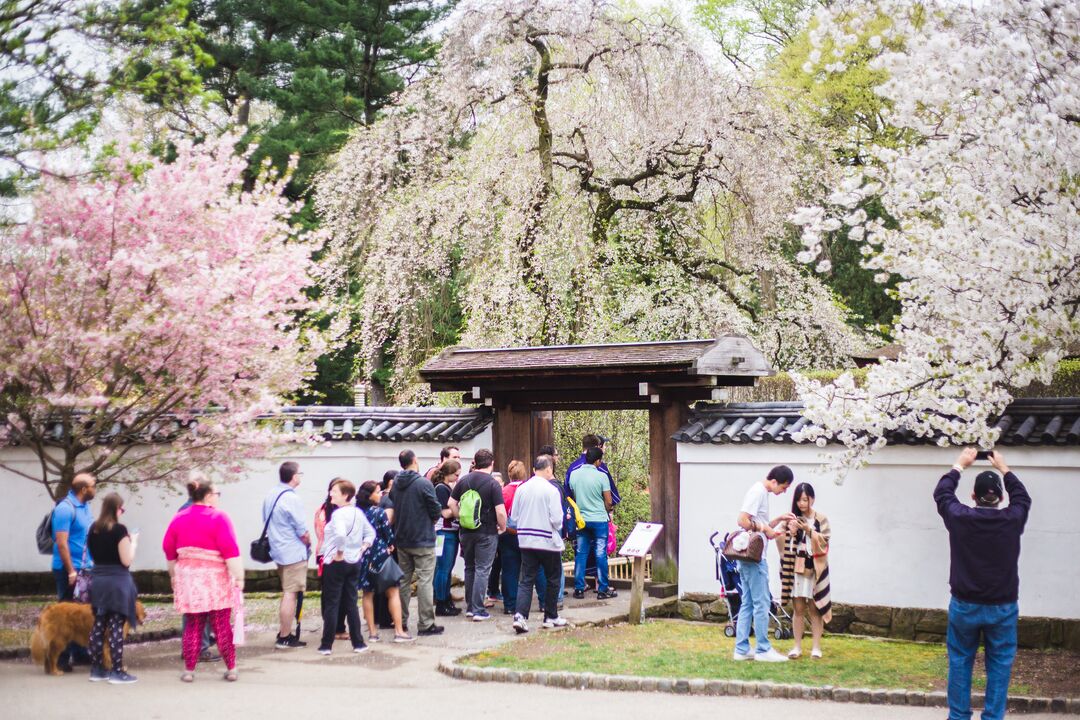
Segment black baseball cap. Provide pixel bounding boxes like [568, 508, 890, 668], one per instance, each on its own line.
[974, 471, 1003, 501]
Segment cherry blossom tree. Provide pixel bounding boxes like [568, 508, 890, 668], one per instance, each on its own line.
[792, 0, 1080, 468]
[316, 0, 863, 401]
[0, 137, 326, 497]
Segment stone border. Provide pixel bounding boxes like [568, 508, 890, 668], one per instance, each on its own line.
[436, 651, 1080, 714]
[0, 627, 181, 661]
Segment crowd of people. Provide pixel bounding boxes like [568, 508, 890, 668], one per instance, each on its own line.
[43, 438, 1031, 720]
[43, 434, 626, 683]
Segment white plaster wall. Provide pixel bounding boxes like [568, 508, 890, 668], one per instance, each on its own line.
[677, 443, 1080, 619]
[0, 429, 491, 572]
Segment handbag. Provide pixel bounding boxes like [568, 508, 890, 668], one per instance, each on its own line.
[722, 529, 765, 563]
[374, 555, 404, 594]
[251, 489, 291, 563]
[73, 544, 92, 603]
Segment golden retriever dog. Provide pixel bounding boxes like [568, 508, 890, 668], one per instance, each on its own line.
[29, 601, 146, 675]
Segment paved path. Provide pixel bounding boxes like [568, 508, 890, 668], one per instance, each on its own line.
[0, 592, 1056, 719]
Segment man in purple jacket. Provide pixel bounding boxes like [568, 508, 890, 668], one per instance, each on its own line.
[935, 447, 1031, 720]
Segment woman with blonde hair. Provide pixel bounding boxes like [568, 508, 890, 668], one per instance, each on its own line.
[86, 492, 140, 684]
[162, 474, 243, 682]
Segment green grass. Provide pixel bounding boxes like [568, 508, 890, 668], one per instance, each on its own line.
[468, 620, 962, 692]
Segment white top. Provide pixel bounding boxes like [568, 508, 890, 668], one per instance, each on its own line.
[740, 482, 770, 527]
[510, 475, 565, 553]
[321, 505, 376, 565]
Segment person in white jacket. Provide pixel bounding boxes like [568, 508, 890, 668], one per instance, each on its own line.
[510, 455, 567, 634]
[318, 479, 375, 655]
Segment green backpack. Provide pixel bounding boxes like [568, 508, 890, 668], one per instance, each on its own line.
[458, 485, 483, 531]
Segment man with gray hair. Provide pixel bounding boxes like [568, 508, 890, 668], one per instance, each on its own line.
[510, 455, 567, 634]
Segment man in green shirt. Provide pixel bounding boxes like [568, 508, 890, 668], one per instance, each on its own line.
[567, 447, 616, 599]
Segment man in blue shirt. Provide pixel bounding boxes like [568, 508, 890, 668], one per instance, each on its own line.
[51, 472, 97, 670]
[564, 434, 620, 504]
[568, 447, 617, 599]
[263, 461, 311, 649]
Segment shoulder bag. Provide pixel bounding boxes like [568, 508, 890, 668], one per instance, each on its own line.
[722, 529, 765, 563]
[374, 555, 405, 594]
[251, 489, 290, 563]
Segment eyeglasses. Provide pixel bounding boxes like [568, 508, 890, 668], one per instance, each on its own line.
[118, 507, 125, 514]
[210, 490, 222, 497]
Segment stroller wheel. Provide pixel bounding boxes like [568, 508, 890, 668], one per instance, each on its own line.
[773, 626, 784, 640]
[723, 624, 735, 638]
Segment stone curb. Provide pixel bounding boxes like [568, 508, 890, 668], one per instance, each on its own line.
[0, 627, 182, 661]
[436, 652, 1080, 714]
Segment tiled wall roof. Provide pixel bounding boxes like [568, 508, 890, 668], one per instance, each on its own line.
[675, 399, 1080, 446]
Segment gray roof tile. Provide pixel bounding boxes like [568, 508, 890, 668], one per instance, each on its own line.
[676, 398, 1080, 446]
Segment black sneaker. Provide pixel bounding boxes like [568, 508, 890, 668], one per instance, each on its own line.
[199, 650, 222, 663]
[417, 624, 445, 636]
[572, 590, 586, 599]
[107, 670, 138, 684]
[435, 603, 462, 617]
[89, 666, 109, 682]
[597, 589, 619, 600]
[275, 634, 306, 649]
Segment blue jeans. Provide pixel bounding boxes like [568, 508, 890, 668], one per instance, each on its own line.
[433, 530, 459, 603]
[499, 533, 544, 613]
[574, 521, 609, 593]
[947, 597, 1018, 720]
[52, 569, 91, 665]
[734, 558, 772, 656]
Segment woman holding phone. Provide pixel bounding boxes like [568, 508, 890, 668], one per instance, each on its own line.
[780, 482, 832, 659]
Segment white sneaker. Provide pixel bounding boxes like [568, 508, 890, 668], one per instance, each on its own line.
[754, 649, 789, 663]
[541, 616, 568, 628]
[512, 614, 529, 634]
[732, 650, 753, 661]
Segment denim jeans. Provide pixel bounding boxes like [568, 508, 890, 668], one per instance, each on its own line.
[499, 533, 544, 613]
[517, 549, 562, 620]
[433, 530, 459, 603]
[574, 521, 610, 593]
[459, 532, 498, 615]
[52, 569, 91, 665]
[947, 597, 1018, 720]
[734, 558, 772, 656]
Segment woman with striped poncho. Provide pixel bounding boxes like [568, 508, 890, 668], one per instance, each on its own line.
[780, 483, 832, 659]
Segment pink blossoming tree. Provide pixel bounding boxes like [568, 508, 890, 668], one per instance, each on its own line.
[0, 137, 325, 498]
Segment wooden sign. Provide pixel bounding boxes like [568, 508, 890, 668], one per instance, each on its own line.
[618, 522, 663, 558]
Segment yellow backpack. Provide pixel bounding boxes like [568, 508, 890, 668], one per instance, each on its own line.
[566, 497, 586, 530]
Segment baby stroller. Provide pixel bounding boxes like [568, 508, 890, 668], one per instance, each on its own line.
[709, 531, 793, 640]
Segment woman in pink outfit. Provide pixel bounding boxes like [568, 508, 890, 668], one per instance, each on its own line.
[163, 475, 243, 682]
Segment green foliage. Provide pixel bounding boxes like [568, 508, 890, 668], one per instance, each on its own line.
[180, 0, 450, 195]
[694, 0, 819, 69]
[0, 0, 207, 193]
[553, 409, 653, 552]
[1013, 359, 1080, 399]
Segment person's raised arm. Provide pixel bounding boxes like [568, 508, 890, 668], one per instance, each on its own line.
[991, 450, 1031, 523]
[935, 447, 976, 522]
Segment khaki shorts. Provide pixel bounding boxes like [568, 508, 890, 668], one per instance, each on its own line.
[277, 561, 308, 592]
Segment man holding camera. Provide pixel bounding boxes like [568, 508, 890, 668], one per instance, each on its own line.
[935, 448, 1031, 720]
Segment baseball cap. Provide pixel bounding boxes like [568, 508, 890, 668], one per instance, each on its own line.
[974, 470, 1003, 501]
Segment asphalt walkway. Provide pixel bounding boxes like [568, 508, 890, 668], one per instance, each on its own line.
[0, 592, 1057, 719]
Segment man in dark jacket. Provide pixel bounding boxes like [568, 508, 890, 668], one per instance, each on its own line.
[935, 447, 1031, 720]
[390, 449, 444, 636]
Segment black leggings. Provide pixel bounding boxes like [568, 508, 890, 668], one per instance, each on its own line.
[89, 611, 125, 671]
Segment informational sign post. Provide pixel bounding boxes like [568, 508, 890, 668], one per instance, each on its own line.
[618, 522, 663, 625]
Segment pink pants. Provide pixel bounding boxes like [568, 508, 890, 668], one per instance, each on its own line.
[183, 608, 235, 671]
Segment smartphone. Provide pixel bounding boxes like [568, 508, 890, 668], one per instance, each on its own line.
[975, 450, 993, 461]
